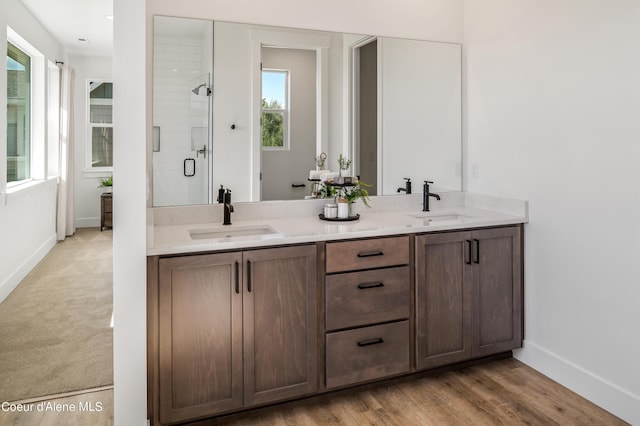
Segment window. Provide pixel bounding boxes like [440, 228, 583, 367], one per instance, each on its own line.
[6, 42, 31, 182]
[88, 81, 113, 168]
[261, 69, 289, 150]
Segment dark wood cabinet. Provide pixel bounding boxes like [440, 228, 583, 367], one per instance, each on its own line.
[242, 246, 318, 406]
[324, 236, 411, 389]
[100, 192, 112, 231]
[415, 226, 522, 370]
[158, 252, 243, 424]
[148, 225, 524, 424]
[152, 245, 317, 424]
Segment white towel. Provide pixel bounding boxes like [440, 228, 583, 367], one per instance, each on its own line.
[309, 170, 325, 180]
[320, 172, 340, 182]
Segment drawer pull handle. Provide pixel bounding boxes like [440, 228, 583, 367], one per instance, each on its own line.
[357, 251, 384, 258]
[357, 282, 384, 290]
[235, 261, 240, 294]
[357, 338, 384, 347]
[474, 238, 480, 264]
[247, 260, 252, 293]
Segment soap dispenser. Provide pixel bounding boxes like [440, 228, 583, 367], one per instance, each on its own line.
[217, 185, 225, 203]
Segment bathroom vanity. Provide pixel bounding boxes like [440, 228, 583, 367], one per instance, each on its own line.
[146, 193, 526, 425]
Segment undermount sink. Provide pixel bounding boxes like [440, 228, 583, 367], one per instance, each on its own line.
[406, 211, 474, 222]
[189, 224, 280, 240]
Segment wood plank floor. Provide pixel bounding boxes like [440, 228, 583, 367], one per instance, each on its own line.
[0, 358, 626, 425]
[212, 358, 626, 426]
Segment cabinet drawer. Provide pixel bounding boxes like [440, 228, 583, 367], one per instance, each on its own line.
[325, 236, 409, 273]
[325, 266, 410, 331]
[325, 320, 410, 388]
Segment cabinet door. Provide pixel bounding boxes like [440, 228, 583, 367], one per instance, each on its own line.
[471, 226, 523, 357]
[243, 245, 318, 406]
[158, 253, 243, 424]
[415, 232, 473, 370]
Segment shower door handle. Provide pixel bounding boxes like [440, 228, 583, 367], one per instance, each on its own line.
[196, 145, 207, 159]
[184, 158, 195, 177]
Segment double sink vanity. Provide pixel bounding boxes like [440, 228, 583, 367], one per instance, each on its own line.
[146, 192, 527, 425]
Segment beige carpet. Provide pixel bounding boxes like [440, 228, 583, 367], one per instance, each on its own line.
[0, 228, 113, 402]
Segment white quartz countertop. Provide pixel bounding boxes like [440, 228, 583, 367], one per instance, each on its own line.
[148, 193, 527, 256]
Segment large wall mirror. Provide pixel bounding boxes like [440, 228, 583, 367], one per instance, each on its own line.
[152, 16, 461, 206]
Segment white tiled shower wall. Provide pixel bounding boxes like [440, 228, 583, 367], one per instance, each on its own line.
[152, 31, 212, 206]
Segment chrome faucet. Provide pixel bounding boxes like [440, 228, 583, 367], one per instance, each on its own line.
[422, 181, 440, 212]
[397, 178, 412, 194]
[223, 188, 234, 225]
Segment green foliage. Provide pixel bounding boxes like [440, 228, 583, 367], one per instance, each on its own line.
[262, 98, 284, 147]
[342, 181, 372, 207]
[98, 176, 113, 188]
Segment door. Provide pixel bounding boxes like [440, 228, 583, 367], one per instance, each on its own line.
[471, 226, 523, 357]
[415, 231, 473, 369]
[242, 245, 318, 405]
[186, 73, 212, 205]
[354, 38, 378, 195]
[260, 47, 317, 201]
[158, 252, 243, 423]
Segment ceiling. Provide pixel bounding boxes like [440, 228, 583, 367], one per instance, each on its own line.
[20, 0, 113, 57]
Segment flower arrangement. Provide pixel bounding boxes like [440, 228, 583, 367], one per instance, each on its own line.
[339, 180, 371, 208]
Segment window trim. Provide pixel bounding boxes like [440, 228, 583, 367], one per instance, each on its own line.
[5, 27, 46, 191]
[261, 68, 290, 151]
[86, 79, 114, 171]
[6, 40, 32, 187]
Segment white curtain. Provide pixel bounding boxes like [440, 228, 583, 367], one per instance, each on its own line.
[57, 66, 76, 240]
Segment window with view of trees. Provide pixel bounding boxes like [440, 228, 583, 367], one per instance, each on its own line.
[89, 81, 113, 168]
[261, 70, 289, 149]
[6, 42, 31, 183]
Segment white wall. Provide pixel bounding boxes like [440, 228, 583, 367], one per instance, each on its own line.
[464, 1, 640, 423]
[0, 0, 63, 303]
[70, 55, 114, 228]
[381, 38, 461, 194]
[114, 0, 462, 423]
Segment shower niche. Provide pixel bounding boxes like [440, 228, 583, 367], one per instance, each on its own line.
[152, 16, 213, 206]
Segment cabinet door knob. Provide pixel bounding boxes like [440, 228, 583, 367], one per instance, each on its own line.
[357, 338, 384, 347]
[466, 240, 473, 265]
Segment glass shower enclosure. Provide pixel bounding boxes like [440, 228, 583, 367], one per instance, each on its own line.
[152, 16, 213, 206]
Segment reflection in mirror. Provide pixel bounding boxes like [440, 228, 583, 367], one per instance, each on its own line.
[151, 17, 461, 206]
[261, 47, 317, 201]
[152, 16, 213, 206]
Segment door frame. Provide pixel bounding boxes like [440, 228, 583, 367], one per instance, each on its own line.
[250, 29, 330, 201]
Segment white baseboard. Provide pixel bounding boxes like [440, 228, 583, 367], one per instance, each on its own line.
[75, 217, 100, 228]
[0, 233, 57, 304]
[515, 340, 640, 425]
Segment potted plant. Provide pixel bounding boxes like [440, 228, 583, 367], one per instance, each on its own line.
[337, 180, 371, 217]
[337, 154, 352, 178]
[315, 152, 327, 170]
[98, 176, 113, 193]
